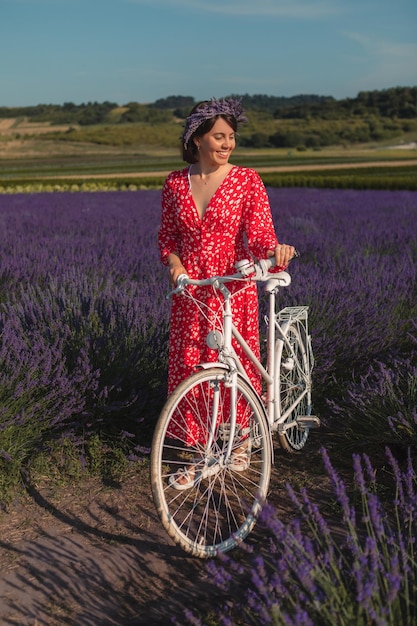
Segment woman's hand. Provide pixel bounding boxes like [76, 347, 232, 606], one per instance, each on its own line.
[267, 243, 296, 268]
[168, 254, 188, 286]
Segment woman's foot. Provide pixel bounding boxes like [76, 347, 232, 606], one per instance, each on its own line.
[169, 465, 196, 490]
[169, 454, 222, 489]
[229, 442, 250, 472]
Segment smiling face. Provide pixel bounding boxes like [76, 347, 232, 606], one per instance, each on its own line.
[194, 117, 236, 168]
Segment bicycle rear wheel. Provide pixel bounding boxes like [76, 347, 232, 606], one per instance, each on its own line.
[150, 367, 272, 558]
[275, 322, 313, 452]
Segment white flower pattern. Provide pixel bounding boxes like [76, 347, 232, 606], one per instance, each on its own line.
[158, 165, 280, 444]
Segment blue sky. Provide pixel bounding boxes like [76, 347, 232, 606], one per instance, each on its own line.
[2, 0, 416, 107]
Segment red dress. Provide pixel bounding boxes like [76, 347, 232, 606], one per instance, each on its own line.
[158, 165, 279, 444]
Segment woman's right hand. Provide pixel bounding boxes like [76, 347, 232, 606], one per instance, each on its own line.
[168, 254, 188, 286]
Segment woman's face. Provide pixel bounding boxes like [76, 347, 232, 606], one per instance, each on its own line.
[195, 117, 236, 166]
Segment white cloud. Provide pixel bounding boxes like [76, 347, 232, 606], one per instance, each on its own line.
[343, 31, 417, 90]
[345, 31, 417, 56]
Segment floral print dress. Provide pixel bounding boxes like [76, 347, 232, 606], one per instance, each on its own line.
[158, 165, 280, 444]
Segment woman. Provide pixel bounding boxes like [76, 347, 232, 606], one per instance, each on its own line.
[158, 98, 295, 487]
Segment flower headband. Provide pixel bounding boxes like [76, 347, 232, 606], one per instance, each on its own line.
[182, 97, 247, 148]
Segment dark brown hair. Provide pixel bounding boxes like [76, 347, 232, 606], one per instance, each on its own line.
[181, 102, 238, 164]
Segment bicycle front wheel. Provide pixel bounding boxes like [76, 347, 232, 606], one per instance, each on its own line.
[150, 367, 272, 558]
[275, 322, 313, 452]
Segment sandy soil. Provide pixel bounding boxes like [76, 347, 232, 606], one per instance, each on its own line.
[0, 436, 334, 625]
[0, 465, 223, 625]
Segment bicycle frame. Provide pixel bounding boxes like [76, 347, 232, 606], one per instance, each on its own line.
[169, 256, 315, 458]
[206, 276, 311, 434]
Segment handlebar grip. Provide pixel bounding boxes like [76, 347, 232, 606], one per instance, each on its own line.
[165, 273, 190, 299]
[266, 249, 300, 268]
[254, 249, 299, 280]
[176, 273, 189, 288]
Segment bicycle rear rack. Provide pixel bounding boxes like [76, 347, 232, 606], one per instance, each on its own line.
[277, 305, 309, 324]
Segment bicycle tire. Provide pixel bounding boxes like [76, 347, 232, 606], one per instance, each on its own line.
[275, 323, 313, 452]
[150, 367, 272, 558]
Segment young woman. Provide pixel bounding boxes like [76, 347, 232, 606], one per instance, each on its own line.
[158, 98, 295, 488]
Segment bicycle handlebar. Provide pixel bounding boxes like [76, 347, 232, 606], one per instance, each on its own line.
[167, 250, 299, 298]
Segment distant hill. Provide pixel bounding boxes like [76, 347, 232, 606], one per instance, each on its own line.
[1, 87, 416, 124]
[1, 87, 416, 150]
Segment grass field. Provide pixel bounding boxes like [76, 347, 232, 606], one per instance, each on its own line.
[0, 117, 416, 184]
[1, 147, 416, 194]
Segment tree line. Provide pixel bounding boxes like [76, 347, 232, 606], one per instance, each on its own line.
[1, 87, 416, 149]
[1, 86, 415, 123]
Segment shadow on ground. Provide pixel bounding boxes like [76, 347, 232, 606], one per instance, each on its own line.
[0, 470, 223, 625]
[0, 435, 333, 625]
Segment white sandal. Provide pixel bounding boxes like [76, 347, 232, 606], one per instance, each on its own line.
[169, 455, 221, 490]
[229, 443, 251, 472]
[169, 465, 197, 490]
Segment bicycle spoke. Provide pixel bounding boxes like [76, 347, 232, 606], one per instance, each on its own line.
[151, 368, 271, 557]
[276, 321, 313, 452]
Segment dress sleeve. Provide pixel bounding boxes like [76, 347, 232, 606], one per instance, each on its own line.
[243, 169, 279, 260]
[158, 175, 181, 266]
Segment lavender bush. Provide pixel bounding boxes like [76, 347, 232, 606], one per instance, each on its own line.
[268, 188, 417, 376]
[185, 447, 416, 626]
[327, 355, 417, 455]
[265, 188, 417, 450]
[0, 191, 169, 495]
[0, 189, 416, 498]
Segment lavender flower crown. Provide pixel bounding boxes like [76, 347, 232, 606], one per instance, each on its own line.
[182, 98, 248, 148]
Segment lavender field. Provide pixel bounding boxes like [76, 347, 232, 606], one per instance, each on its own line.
[1, 188, 416, 623]
[0, 188, 416, 492]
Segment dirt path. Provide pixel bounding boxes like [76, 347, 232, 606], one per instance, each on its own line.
[0, 437, 332, 625]
[0, 467, 224, 625]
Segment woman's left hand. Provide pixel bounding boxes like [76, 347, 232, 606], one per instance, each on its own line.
[268, 244, 296, 268]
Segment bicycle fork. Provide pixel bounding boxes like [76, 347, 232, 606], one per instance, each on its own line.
[204, 283, 240, 467]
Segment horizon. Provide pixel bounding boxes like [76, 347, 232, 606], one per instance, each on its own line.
[2, 85, 416, 110]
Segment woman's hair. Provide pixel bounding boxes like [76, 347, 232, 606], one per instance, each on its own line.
[181, 98, 246, 164]
[182, 111, 237, 164]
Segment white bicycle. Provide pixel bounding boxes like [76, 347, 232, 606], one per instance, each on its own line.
[151, 256, 319, 558]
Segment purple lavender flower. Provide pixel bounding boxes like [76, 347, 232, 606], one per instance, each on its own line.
[182, 446, 417, 625]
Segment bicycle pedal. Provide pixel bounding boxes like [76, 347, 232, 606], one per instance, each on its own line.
[218, 423, 231, 441]
[218, 424, 246, 442]
[296, 416, 320, 430]
[200, 458, 221, 479]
